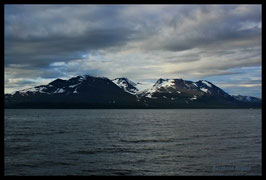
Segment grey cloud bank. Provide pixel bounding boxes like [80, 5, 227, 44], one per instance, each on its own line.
[4, 5, 261, 97]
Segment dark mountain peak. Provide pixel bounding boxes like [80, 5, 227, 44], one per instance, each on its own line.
[113, 77, 129, 83]
[154, 78, 170, 86]
[49, 78, 65, 83]
[173, 78, 184, 81]
[173, 78, 191, 86]
[68, 75, 111, 84]
[114, 77, 137, 84]
[115, 77, 128, 80]
[48, 78, 67, 88]
[196, 80, 213, 87]
[68, 75, 84, 82]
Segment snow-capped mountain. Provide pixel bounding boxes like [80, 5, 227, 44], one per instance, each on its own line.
[10, 75, 103, 96]
[140, 78, 231, 99]
[112, 77, 139, 95]
[5, 75, 261, 108]
[5, 75, 138, 108]
[232, 95, 261, 103]
[112, 77, 154, 95]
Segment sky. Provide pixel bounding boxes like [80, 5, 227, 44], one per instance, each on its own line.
[4, 4, 262, 98]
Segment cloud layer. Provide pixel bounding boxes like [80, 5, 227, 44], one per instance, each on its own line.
[4, 5, 262, 97]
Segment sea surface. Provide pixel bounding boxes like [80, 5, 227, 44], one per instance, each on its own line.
[4, 109, 261, 176]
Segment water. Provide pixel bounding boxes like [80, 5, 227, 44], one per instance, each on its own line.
[4, 109, 261, 176]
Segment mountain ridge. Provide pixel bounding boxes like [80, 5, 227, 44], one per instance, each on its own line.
[5, 75, 261, 109]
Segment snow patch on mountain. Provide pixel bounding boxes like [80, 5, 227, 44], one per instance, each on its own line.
[73, 88, 78, 94]
[192, 83, 198, 87]
[112, 77, 154, 95]
[142, 79, 176, 98]
[54, 88, 65, 94]
[200, 87, 209, 93]
[201, 80, 212, 87]
[158, 79, 176, 88]
[69, 83, 81, 88]
[189, 95, 197, 100]
[112, 77, 138, 95]
[14, 86, 50, 95]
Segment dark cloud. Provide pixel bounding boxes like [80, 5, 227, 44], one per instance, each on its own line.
[143, 5, 261, 52]
[5, 28, 138, 67]
[5, 5, 261, 67]
[4, 5, 144, 68]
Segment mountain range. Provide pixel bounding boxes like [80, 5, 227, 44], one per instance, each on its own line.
[5, 75, 261, 108]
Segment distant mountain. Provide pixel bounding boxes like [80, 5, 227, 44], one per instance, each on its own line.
[5, 75, 261, 109]
[232, 95, 261, 103]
